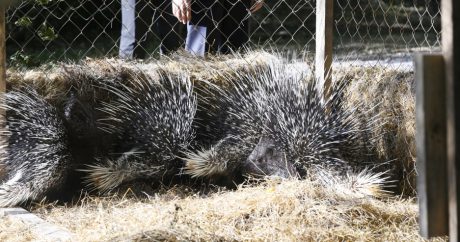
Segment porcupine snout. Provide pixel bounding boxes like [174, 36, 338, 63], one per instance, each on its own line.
[244, 136, 298, 178]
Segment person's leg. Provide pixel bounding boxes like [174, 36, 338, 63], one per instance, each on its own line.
[186, 0, 222, 56]
[119, 0, 152, 59]
[154, 1, 184, 55]
[219, 0, 250, 54]
[119, 0, 136, 59]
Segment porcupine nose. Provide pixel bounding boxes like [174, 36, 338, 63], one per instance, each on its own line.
[245, 136, 298, 178]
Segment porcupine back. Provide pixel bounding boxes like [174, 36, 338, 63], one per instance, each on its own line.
[83, 69, 197, 192]
[184, 61, 384, 193]
[0, 87, 71, 207]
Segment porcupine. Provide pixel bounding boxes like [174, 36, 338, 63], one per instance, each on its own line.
[184, 60, 387, 194]
[0, 61, 119, 207]
[82, 69, 197, 193]
[0, 87, 72, 207]
[0, 61, 196, 204]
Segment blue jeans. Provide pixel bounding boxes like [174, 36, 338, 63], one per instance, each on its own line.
[120, 0, 183, 59]
[186, 0, 251, 56]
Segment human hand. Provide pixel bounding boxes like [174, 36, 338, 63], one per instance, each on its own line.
[250, 0, 264, 13]
[172, 0, 191, 24]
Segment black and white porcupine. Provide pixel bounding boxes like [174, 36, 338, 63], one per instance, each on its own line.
[184, 61, 386, 193]
[0, 87, 71, 207]
[83, 71, 196, 192]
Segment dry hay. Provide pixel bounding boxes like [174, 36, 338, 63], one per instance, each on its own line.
[5, 51, 417, 196]
[1, 51, 425, 240]
[18, 178, 442, 242]
[335, 66, 416, 196]
[5, 50, 279, 106]
[0, 216, 35, 242]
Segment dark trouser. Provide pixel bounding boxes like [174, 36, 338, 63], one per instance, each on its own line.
[120, 0, 183, 59]
[186, 0, 251, 56]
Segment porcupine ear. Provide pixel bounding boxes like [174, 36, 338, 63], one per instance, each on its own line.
[0, 87, 71, 207]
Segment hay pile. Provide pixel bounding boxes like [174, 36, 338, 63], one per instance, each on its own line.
[336, 67, 416, 195]
[1, 50, 426, 240]
[20, 178, 438, 241]
[0, 217, 35, 242]
[5, 51, 418, 195]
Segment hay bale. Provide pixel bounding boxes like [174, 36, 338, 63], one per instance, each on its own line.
[24, 178, 441, 241]
[336, 66, 416, 196]
[6, 50, 278, 104]
[5, 51, 417, 196]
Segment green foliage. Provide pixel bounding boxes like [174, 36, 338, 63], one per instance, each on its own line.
[37, 22, 58, 41]
[14, 16, 32, 27]
[9, 51, 40, 67]
[8, 0, 66, 67]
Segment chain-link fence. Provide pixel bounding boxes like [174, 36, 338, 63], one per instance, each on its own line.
[334, 0, 441, 70]
[4, 0, 441, 69]
[5, 0, 316, 67]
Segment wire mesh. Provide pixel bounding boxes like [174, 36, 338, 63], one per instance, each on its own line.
[5, 0, 317, 67]
[334, 0, 441, 71]
[5, 0, 441, 69]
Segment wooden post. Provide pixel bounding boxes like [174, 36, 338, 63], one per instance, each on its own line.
[443, 0, 460, 240]
[315, 0, 333, 99]
[415, 54, 448, 238]
[0, 6, 5, 93]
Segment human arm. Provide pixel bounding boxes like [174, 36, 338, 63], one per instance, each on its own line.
[250, 0, 264, 13]
[172, 0, 191, 24]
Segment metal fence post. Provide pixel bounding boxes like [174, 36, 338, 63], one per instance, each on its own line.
[315, 0, 333, 99]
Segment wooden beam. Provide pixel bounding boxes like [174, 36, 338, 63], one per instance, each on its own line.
[415, 54, 448, 238]
[443, 0, 460, 240]
[315, 0, 333, 99]
[0, 208, 73, 240]
[0, 6, 5, 93]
